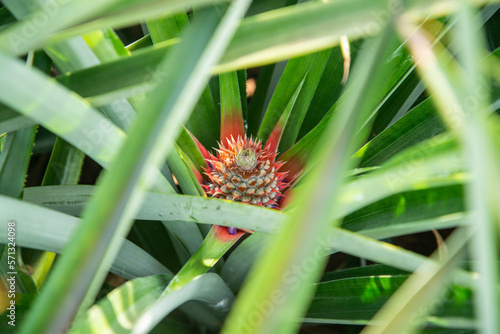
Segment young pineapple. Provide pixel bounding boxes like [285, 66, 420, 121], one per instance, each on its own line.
[203, 136, 287, 208]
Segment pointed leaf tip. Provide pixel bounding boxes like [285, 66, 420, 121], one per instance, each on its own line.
[184, 127, 211, 162]
[265, 76, 306, 155]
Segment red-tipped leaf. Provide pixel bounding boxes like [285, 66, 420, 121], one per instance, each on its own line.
[278, 152, 306, 187]
[220, 71, 245, 145]
[265, 77, 306, 155]
[183, 127, 211, 162]
[277, 108, 332, 186]
[182, 153, 206, 186]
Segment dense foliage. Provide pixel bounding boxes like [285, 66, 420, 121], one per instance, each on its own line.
[1, 0, 500, 333]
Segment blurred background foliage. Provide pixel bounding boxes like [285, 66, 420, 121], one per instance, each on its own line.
[1, 0, 500, 333]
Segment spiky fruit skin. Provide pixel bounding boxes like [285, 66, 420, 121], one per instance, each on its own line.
[203, 136, 288, 209]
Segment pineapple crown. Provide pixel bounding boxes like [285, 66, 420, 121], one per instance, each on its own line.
[235, 148, 257, 171]
[214, 136, 270, 172]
